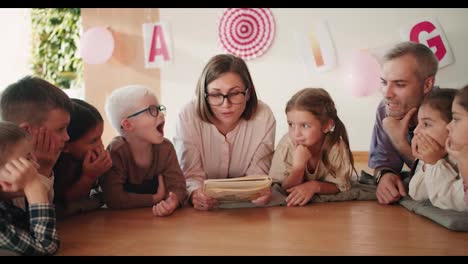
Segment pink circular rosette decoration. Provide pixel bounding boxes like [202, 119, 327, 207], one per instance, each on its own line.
[218, 8, 276, 60]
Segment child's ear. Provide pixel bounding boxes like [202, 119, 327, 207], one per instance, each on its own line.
[18, 122, 33, 135]
[120, 119, 132, 131]
[323, 119, 335, 134]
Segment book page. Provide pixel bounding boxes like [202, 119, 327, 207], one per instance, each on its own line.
[203, 175, 272, 203]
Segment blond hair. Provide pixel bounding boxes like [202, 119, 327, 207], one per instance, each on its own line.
[0, 121, 28, 166]
[105, 85, 158, 135]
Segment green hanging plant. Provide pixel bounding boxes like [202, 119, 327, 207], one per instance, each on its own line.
[30, 8, 83, 89]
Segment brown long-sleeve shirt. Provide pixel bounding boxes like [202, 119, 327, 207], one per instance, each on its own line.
[100, 136, 187, 209]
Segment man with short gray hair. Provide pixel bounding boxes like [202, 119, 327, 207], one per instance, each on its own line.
[369, 41, 439, 205]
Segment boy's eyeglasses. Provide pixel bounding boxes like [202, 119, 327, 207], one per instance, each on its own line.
[205, 89, 248, 106]
[120, 105, 166, 129]
[127, 105, 166, 118]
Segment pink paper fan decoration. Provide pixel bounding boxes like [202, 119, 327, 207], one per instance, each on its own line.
[218, 8, 276, 60]
[79, 26, 115, 64]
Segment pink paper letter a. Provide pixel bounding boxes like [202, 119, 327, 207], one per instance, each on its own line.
[149, 25, 170, 62]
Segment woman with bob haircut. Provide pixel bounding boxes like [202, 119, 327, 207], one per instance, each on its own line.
[174, 54, 276, 210]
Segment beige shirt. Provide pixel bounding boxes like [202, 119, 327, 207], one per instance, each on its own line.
[174, 100, 276, 196]
[409, 156, 467, 212]
[269, 134, 352, 192]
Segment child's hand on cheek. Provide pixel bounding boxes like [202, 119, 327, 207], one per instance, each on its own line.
[446, 137, 468, 184]
[82, 148, 112, 181]
[31, 127, 60, 176]
[414, 133, 446, 165]
[446, 137, 468, 162]
[0, 157, 40, 192]
[292, 145, 311, 171]
[89, 148, 98, 163]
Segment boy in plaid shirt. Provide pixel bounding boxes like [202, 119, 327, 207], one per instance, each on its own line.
[0, 76, 71, 255]
[0, 121, 59, 255]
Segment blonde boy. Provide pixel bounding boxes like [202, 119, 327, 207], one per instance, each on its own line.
[103, 85, 186, 216]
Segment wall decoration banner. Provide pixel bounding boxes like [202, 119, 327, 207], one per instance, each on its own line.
[400, 18, 454, 68]
[294, 21, 336, 73]
[218, 8, 275, 60]
[143, 22, 172, 68]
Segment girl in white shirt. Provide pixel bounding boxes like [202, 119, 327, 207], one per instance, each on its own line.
[409, 88, 467, 212]
[446, 85, 468, 209]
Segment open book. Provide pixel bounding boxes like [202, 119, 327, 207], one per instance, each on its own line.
[203, 175, 272, 203]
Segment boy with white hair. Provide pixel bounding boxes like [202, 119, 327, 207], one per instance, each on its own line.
[102, 85, 187, 216]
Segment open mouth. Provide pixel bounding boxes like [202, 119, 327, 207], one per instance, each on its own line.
[386, 102, 400, 110]
[156, 122, 165, 134]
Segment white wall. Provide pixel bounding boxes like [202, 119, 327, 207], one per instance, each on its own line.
[0, 9, 31, 93]
[161, 8, 468, 151]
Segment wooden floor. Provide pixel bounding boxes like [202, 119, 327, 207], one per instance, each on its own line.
[56, 201, 468, 256]
[55, 161, 468, 256]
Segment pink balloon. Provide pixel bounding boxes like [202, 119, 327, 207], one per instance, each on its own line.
[79, 27, 114, 64]
[343, 50, 381, 97]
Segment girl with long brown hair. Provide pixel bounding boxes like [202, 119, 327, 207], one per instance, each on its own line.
[269, 88, 355, 206]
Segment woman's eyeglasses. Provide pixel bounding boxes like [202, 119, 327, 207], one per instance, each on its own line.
[205, 89, 248, 106]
